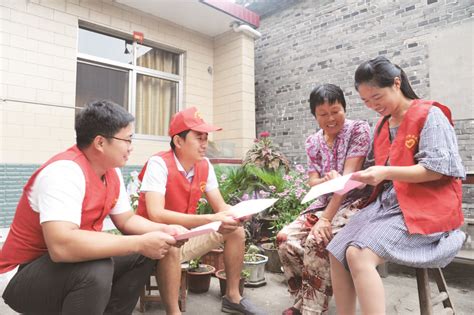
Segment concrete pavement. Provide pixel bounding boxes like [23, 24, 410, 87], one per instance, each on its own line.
[1, 261, 473, 314]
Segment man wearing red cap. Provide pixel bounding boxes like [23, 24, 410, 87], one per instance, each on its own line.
[136, 107, 265, 315]
[0, 100, 180, 314]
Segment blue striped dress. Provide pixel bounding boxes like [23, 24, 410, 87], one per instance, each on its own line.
[327, 107, 466, 269]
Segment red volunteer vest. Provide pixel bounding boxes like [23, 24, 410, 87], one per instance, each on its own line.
[136, 150, 209, 218]
[371, 99, 463, 235]
[0, 146, 121, 273]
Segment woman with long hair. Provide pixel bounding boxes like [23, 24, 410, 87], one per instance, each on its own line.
[327, 56, 466, 314]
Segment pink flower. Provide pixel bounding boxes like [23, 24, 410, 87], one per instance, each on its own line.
[259, 131, 270, 138]
[296, 188, 306, 198]
[295, 164, 305, 173]
[258, 190, 271, 198]
[241, 193, 249, 201]
[269, 185, 276, 192]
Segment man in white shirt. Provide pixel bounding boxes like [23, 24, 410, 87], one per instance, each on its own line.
[137, 107, 265, 315]
[1, 100, 184, 314]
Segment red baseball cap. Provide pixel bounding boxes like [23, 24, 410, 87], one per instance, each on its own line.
[168, 107, 222, 137]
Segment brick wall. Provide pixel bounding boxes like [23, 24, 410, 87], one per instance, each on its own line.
[457, 119, 474, 218]
[253, 0, 472, 166]
[251, 0, 473, 216]
[463, 184, 474, 219]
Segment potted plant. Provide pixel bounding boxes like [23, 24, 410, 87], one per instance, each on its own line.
[186, 258, 216, 293]
[243, 131, 290, 173]
[243, 244, 268, 287]
[261, 241, 282, 273]
[200, 247, 225, 273]
[215, 269, 249, 296]
[268, 165, 311, 226]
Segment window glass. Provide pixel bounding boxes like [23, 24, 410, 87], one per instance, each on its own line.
[78, 28, 133, 64]
[135, 74, 177, 136]
[76, 26, 181, 137]
[75, 62, 129, 109]
[136, 44, 180, 75]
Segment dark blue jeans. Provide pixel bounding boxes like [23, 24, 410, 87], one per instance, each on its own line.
[2, 253, 155, 315]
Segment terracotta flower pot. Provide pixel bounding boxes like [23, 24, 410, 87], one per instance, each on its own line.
[187, 264, 216, 293]
[215, 269, 245, 296]
[201, 248, 225, 273]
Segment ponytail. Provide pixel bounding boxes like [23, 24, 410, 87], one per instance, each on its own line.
[394, 65, 419, 99]
[355, 56, 419, 100]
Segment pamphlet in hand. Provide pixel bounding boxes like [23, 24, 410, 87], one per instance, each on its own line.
[301, 173, 364, 204]
[228, 198, 279, 219]
[174, 221, 222, 241]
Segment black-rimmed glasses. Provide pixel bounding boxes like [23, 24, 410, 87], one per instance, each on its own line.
[110, 136, 133, 144]
[99, 134, 133, 145]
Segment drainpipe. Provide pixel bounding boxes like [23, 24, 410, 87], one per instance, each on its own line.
[231, 22, 262, 39]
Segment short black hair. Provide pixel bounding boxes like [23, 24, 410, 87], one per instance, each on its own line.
[309, 83, 347, 117]
[170, 129, 191, 151]
[75, 100, 134, 149]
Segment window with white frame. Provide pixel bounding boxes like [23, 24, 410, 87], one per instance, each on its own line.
[76, 26, 182, 137]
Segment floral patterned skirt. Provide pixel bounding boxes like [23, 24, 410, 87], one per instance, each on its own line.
[276, 198, 366, 315]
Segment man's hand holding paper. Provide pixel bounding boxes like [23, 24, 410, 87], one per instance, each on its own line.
[213, 210, 240, 234]
[227, 198, 279, 220]
[174, 221, 222, 241]
[165, 224, 189, 247]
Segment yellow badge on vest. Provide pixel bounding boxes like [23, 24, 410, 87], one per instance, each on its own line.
[200, 181, 206, 192]
[405, 134, 418, 149]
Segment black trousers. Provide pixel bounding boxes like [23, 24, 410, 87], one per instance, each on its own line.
[2, 253, 155, 315]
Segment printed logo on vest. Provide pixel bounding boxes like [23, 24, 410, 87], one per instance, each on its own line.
[200, 181, 206, 192]
[405, 134, 418, 149]
[111, 198, 118, 209]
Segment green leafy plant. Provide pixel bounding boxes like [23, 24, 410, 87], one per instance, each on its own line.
[267, 166, 309, 240]
[197, 165, 243, 215]
[126, 170, 140, 212]
[242, 166, 309, 218]
[244, 244, 264, 262]
[218, 269, 250, 279]
[188, 257, 200, 270]
[219, 165, 280, 200]
[188, 257, 212, 273]
[244, 217, 262, 246]
[197, 135, 310, 244]
[243, 131, 290, 173]
[240, 269, 250, 279]
[197, 162, 310, 243]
